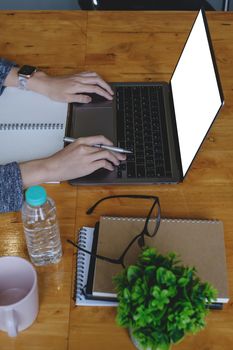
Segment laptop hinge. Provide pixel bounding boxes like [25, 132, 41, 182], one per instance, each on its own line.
[168, 83, 183, 180]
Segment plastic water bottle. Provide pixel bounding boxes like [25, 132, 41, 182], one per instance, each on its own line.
[21, 186, 62, 266]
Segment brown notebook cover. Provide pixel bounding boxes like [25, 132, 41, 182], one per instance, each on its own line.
[90, 217, 229, 303]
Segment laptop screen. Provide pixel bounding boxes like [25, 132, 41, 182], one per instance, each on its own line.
[170, 9, 223, 177]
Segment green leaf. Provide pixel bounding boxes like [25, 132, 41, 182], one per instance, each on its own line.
[156, 267, 176, 286]
[167, 285, 177, 297]
[127, 265, 141, 283]
[151, 287, 170, 310]
[178, 277, 189, 287]
[151, 286, 161, 299]
[123, 288, 131, 301]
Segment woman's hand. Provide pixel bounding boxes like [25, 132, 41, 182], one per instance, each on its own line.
[19, 135, 126, 188]
[36, 71, 114, 103]
[4, 67, 113, 103]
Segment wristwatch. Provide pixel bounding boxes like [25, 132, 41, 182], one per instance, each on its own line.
[17, 65, 37, 90]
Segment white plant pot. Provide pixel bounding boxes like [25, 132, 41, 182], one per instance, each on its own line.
[129, 329, 152, 350]
[129, 329, 173, 350]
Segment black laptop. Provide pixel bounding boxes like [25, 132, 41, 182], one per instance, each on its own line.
[66, 9, 224, 185]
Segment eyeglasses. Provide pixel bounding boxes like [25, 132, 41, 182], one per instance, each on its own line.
[68, 194, 161, 269]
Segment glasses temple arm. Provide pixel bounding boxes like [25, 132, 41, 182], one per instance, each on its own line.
[67, 239, 122, 265]
[86, 194, 160, 215]
[117, 231, 144, 265]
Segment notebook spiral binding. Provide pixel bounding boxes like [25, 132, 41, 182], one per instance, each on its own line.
[75, 228, 88, 301]
[102, 216, 219, 224]
[0, 123, 64, 131]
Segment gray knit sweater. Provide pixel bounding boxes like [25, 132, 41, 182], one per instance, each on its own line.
[0, 58, 24, 212]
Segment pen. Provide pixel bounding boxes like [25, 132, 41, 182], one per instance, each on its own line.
[63, 137, 132, 154]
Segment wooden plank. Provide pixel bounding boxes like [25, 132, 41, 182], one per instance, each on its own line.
[0, 11, 87, 75]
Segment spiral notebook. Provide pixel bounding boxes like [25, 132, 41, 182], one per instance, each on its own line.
[0, 87, 68, 164]
[75, 216, 229, 307]
[75, 226, 118, 306]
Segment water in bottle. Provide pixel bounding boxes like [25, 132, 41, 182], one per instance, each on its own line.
[21, 186, 62, 266]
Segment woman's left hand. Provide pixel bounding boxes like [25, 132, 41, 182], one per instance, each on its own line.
[4, 66, 113, 103]
[29, 71, 114, 103]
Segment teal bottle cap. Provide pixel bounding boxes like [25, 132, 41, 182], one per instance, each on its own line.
[25, 186, 47, 207]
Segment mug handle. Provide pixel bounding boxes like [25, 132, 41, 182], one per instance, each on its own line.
[5, 309, 18, 337]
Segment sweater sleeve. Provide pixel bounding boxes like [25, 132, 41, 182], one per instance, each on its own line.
[0, 162, 24, 212]
[0, 58, 17, 95]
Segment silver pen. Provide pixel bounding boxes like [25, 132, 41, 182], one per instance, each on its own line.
[63, 137, 132, 154]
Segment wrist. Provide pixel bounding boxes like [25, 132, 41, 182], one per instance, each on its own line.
[19, 158, 51, 189]
[27, 70, 49, 94]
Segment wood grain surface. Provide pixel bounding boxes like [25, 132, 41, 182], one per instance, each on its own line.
[0, 10, 233, 350]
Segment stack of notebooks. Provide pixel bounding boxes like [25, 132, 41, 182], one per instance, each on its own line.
[75, 216, 229, 309]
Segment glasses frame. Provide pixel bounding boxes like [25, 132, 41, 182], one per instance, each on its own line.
[68, 194, 161, 268]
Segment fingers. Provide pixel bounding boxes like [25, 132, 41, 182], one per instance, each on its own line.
[66, 136, 127, 176]
[91, 159, 115, 172]
[76, 72, 113, 96]
[77, 135, 114, 147]
[78, 72, 100, 77]
[66, 94, 92, 103]
[72, 142, 125, 165]
[78, 77, 113, 96]
[73, 82, 113, 100]
[57, 72, 114, 103]
[72, 72, 113, 100]
[90, 149, 121, 166]
[76, 136, 126, 161]
[66, 94, 92, 104]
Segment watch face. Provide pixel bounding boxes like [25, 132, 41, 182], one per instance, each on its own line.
[18, 65, 37, 77]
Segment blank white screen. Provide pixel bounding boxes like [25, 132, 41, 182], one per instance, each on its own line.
[171, 11, 222, 176]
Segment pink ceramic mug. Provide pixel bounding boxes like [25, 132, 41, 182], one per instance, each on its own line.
[0, 256, 39, 337]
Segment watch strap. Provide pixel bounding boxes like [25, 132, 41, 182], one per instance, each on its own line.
[17, 65, 38, 90]
[18, 75, 28, 90]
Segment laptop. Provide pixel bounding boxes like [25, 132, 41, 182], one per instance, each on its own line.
[66, 9, 224, 185]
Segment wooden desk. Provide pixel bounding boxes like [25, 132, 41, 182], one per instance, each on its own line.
[0, 10, 233, 350]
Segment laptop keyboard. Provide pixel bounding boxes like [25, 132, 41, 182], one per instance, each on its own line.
[116, 85, 172, 179]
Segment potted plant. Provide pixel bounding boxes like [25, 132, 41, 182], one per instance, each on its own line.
[113, 247, 217, 350]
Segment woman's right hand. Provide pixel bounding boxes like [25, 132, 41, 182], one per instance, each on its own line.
[19, 135, 126, 188]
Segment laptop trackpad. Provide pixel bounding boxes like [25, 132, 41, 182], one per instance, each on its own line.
[69, 105, 115, 143]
